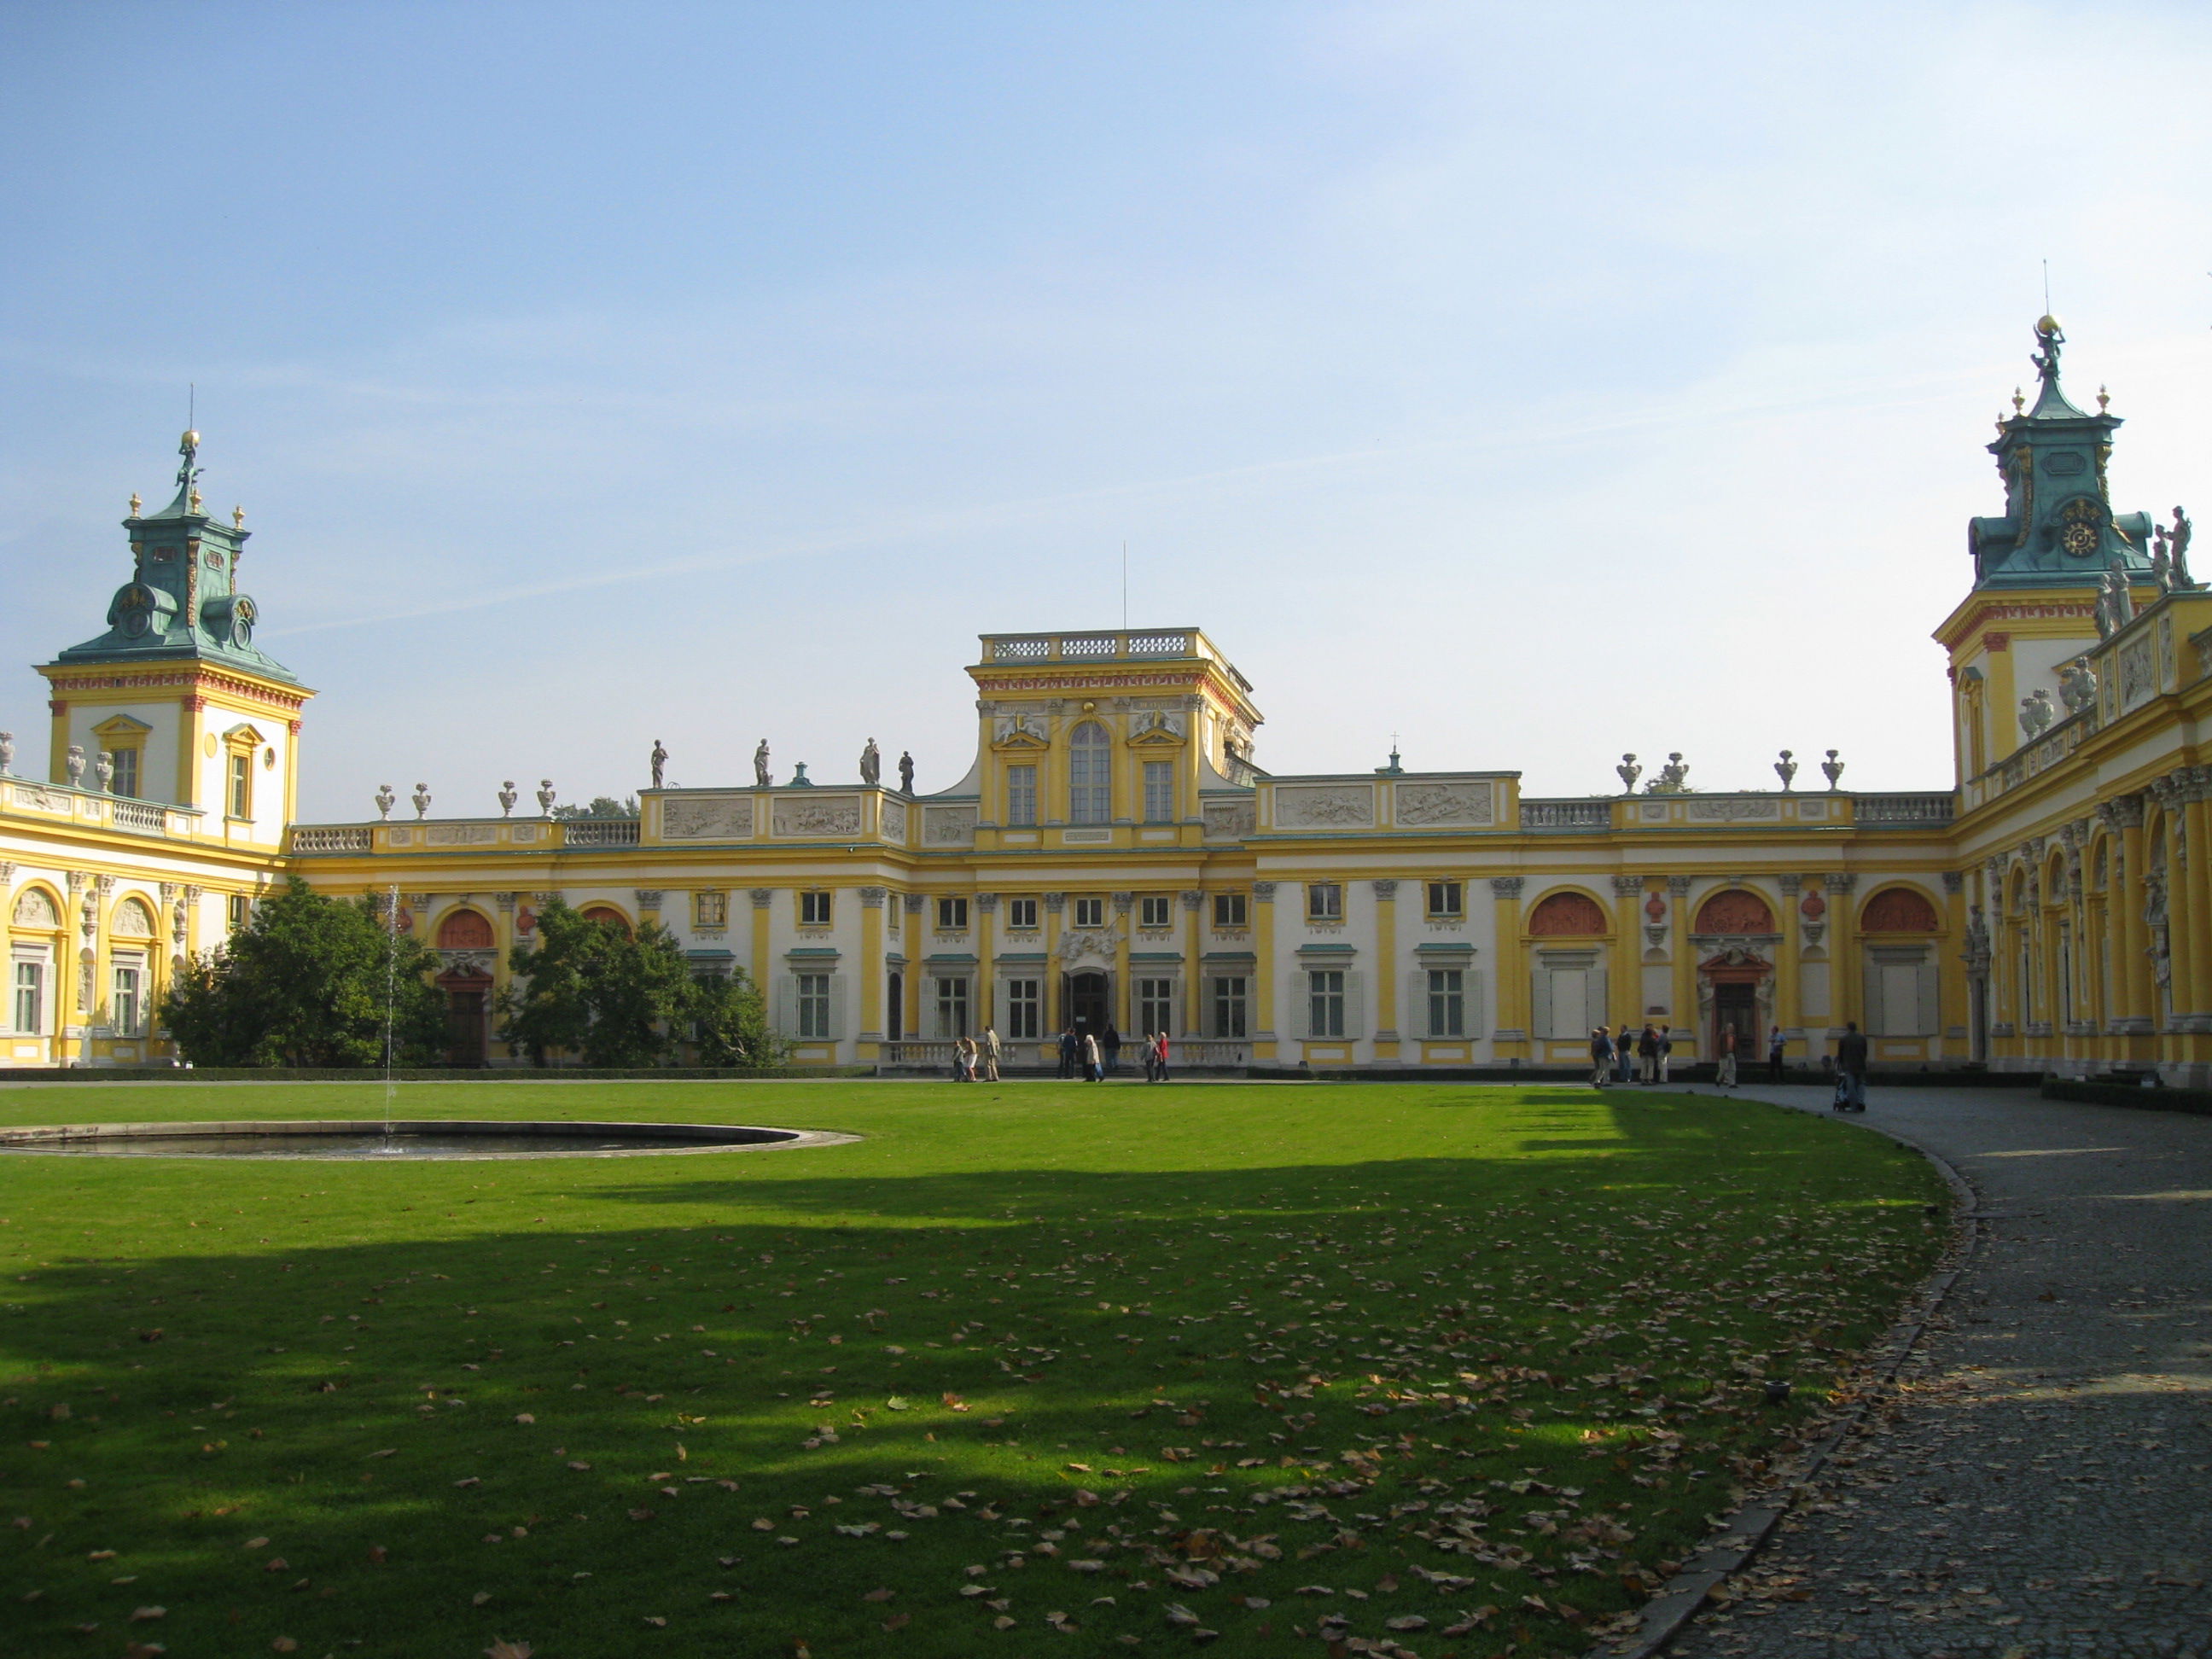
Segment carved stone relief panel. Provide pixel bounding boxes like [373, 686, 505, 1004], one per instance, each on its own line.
[1203, 800, 1255, 840]
[1393, 781, 1493, 826]
[426, 824, 499, 845]
[773, 795, 864, 837]
[880, 800, 908, 840]
[923, 806, 978, 845]
[1687, 797, 1782, 822]
[1272, 785, 1375, 828]
[662, 795, 754, 840]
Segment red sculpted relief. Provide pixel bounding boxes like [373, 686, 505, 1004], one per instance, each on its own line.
[1693, 890, 1776, 934]
[1861, 887, 1940, 932]
[1528, 891, 1607, 935]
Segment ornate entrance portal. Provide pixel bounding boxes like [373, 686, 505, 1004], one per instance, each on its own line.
[1067, 970, 1109, 1034]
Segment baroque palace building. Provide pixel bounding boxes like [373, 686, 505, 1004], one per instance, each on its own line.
[4, 317, 2209, 1079]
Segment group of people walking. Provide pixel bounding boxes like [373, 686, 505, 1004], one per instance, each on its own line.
[948, 1024, 1172, 1083]
[1588, 1022, 1675, 1086]
[1586, 1017, 1872, 1109]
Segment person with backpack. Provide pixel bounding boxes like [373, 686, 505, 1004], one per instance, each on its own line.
[1637, 1023, 1660, 1084]
[1835, 1022, 1870, 1111]
[1589, 1027, 1615, 1088]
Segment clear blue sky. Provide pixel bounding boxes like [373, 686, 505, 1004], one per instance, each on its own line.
[4, 3, 2209, 818]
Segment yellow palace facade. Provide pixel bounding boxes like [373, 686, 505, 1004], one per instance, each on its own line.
[4, 318, 2209, 1080]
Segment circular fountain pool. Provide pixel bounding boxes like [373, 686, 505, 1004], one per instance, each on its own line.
[0, 1119, 855, 1160]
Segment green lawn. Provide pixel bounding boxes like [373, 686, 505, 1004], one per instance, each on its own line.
[0, 1080, 1946, 1659]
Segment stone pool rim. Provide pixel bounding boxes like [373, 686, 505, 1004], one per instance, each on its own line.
[0, 1118, 859, 1159]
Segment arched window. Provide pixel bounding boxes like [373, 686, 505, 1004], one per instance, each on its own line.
[437, 909, 495, 948]
[1528, 891, 1606, 935]
[1068, 722, 1111, 824]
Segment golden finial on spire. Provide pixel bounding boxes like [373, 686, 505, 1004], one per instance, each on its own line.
[128, 492, 142, 517]
[188, 486, 202, 514]
[2012, 386, 2026, 415]
[2097, 384, 2110, 412]
[232, 504, 245, 529]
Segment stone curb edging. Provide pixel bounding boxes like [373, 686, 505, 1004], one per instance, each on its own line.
[1596, 1107, 1984, 1659]
[0, 1119, 863, 1160]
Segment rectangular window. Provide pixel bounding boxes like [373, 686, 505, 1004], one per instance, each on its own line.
[1137, 976, 1176, 1037]
[1307, 882, 1342, 922]
[693, 890, 727, 928]
[112, 963, 143, 1036]
[1212, 893, 1248, 929]
[1006, 978, 1041, 1040]
[1006, 897, 1039, 930]
[1072, 895, 1104, 928]
[111, 748, 140, 800]
[1068, 730, 1110, 824]
[14, 962, 42, 1033]
[1426, 968, 1465, 1037]
[800, 890, 833, 927]
[935, 896, 969, 930]
[935, 975, 970, 1038]
[1211, 976, 1248, 1039]
[228, 751, 252, 818]
[1425, 881, 1464, 920]
[227, 894, 250, 933]
[1138, 894, 1172, 929]
[1142, 761, 1173, 824]
[1006, 765, 1038, 827]
[1307, 969, 1346, 1039]
[796, 973, 832, 1039]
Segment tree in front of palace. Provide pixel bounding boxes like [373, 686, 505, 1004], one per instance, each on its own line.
[499, 897, 778, 1068]
[160, 878, 448, 1067]
[690, 964, 785, 1068]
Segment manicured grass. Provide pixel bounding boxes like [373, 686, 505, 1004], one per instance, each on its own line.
[0, 1080, 1946, 1658]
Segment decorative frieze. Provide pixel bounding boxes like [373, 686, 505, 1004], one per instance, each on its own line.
[750, 888, 773, 909]
[1488, 876, 1524, 899]
[1371, 879, 1398, 899]
[859, 887, 887, 909]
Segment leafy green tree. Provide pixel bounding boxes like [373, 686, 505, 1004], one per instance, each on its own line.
[160, 878, 448, 1067]
[550, 795, 639, 820]
[690, 966, 785, 1068]
[501, 897, 714, 1068]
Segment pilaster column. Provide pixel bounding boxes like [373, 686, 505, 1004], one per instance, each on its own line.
[2110, 797, 2154, 1056]
[901, 894, 924, 1037]
[1179, 889, 1204, 1039]
[1251, 882, 1278, 1061]
[1666, 876, 1695, 1052]
[975, 892, 998, 1041]
[1111, 892, 1132, 1036]
[1940, 870, 1968, 1061]
[858, 888, 887, 1050]
[2182, 776, 2212, 1051]
[1043, 893, 1065, 1031]
[1610, 876, 1644, 1037]
[1372, 880, 1400, 1055]
[1825, 873, 1860, 1037]
[748, 888, 772, 1025]
[1489, 876, 1526, 1057]
[1774, 876, 1803, 1059]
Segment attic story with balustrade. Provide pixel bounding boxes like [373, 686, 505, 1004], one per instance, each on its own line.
[3, 315, 2210, 1080]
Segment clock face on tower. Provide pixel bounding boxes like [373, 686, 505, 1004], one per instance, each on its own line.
[2059, 497, 2102, 558]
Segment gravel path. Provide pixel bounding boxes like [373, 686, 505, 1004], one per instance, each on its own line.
[1661, 1082, 2212, 1659]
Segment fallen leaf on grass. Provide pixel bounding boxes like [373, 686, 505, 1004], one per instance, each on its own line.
[271, 1639, 299, 1652]
[473, 1592, 492, 1606]
[367, 1545, 388, 1565]
[643, 1615, 667, 1627]
[882, 1612, 911, 1631]
[515, 1413, 535, 1425]
[243, 1537, 270, 1551]
[128, 1607, 166, 1621]
[863, 1588, 895, 1603]
[484, 1641, 534, 1658]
